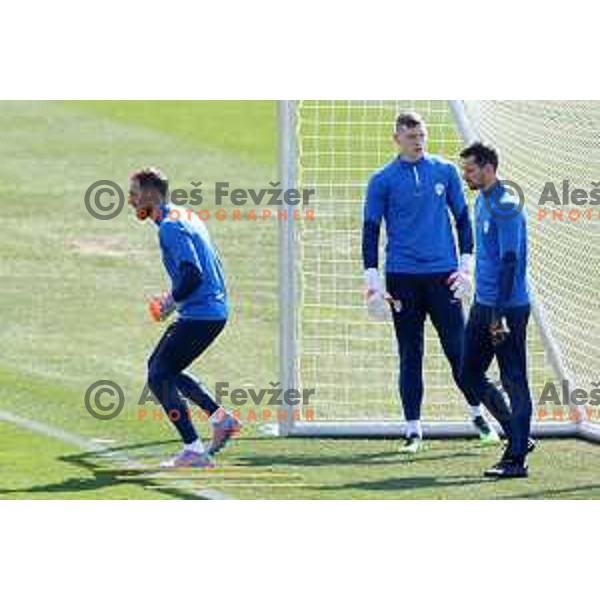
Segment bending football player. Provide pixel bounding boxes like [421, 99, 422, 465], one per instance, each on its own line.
[129, 168, 240, 469]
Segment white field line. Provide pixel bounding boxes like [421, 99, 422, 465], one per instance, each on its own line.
[0, 409, 229, 500]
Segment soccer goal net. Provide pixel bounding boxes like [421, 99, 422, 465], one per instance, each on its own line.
[278, 100, 600, 439]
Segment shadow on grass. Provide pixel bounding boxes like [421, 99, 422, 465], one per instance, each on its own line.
[0, 437, 491, 499]
[233, 441, 487, 496]
[237, 449, 478, 468]
[0, 440, 214, 500]
[496, 484, 600, 500]
[314, 474, 487, 493]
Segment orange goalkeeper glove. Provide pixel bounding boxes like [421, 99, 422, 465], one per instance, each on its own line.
[148, 292, 176, 322]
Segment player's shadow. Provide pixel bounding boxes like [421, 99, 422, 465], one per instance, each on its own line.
[237, 446, 477, 468]
[495, 484, 600, 500]
[0, 441, 212, 500]
[314, 474, 486, 493]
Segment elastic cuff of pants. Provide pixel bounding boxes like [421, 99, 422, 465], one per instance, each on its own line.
[469, 406, 482, 419]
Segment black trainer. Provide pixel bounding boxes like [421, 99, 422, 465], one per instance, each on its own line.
[484, 458, 528, 478]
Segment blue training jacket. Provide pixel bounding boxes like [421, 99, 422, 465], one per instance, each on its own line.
[362, 154, 473, 274]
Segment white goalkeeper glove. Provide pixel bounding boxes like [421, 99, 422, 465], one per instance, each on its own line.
[447, 254, 472, 301]
[364, 268, 389, 321]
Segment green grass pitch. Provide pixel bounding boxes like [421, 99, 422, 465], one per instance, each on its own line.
[1, 100, 600, 499]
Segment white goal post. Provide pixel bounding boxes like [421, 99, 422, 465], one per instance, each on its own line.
[278, 100, 600, 441]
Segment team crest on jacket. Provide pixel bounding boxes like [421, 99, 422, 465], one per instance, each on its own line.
[484, 220, 490, 234]
[435, 182, 445, 196]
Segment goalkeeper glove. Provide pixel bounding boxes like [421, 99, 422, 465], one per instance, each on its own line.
[447, 254, 472, 300]
[148, 292, 176, 322]
[364, 268, 389, 321]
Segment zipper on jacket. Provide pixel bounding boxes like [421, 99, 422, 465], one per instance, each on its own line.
[413, 165, 422, 195]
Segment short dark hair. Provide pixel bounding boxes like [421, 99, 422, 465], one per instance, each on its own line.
[395, 111, 424, 131]
[460, 142, 499, 172]
[130, 167, 169, 198]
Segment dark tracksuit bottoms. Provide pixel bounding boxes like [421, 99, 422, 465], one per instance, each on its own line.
[147, 318, 226, 444]
[462, 302, 532, 459]
[386, 272, 480, 422]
